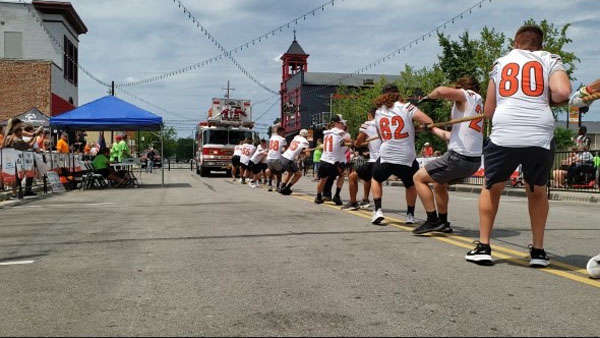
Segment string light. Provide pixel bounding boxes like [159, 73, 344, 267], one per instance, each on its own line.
[116, 0, 339, 88]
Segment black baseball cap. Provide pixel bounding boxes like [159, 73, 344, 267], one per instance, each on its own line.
[331, 114, 342, 123]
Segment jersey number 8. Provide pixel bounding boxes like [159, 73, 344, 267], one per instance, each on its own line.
[379, 116, 409, 141]
[499, 61, 544, 97]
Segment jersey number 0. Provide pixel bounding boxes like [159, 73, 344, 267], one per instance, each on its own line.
[499, 61, 544, 97]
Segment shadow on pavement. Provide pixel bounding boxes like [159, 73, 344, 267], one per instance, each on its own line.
[140, 183, 193, 189]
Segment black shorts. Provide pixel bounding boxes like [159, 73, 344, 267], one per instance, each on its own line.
[240, 162, 250, 170]
[96, 168, 110, 178]
[232, 155, 241, 166]
[483, 140, 554, 190]
[318, 161, 339, 179]
[280, 157, 299, 173]
[356, 162, 375, 182]
[250, 161, 267, 174]
[372, 159, 419, 188]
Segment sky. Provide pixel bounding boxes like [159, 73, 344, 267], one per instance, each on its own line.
[56, 0, 600, 137]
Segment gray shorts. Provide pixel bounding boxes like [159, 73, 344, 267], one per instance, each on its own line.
[425, 150, 481, 185]
[267, 158, 283, 174]
[280, 157, 299, 173]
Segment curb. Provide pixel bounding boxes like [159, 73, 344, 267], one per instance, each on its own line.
[0, 192, 55, 209]
[389, 181, 599, 204]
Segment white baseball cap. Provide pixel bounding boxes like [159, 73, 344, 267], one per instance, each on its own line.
[299, 129, 309, 137]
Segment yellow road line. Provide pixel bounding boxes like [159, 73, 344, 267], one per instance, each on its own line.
[286, 190, 600, 289]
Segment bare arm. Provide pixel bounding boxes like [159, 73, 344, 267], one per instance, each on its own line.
[484, 80, 497, 119]
[430, 127, 450, 141]
[429, 86, 467, 103]
[413, 109, 434, 126]
[354, 132, 368, 148]
[549, 70, 572, 105]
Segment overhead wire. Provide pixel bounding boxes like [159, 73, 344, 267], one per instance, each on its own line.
[115, 0, 340, 88]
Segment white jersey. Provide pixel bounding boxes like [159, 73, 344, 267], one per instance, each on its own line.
[359, 120, 381, 162]
[321, 127, 350, 165]
[490, 49, 565, 150]
[448, 89, 484, 157]
[267, 135, 287, 160]
[239, 144, 256, 165]
[250, 144, 268, 164]
[282, 135, 309, 161]
[233, 144, 243, 157]
[375, 101, 417, 166]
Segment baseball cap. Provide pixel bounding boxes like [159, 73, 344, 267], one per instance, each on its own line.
[424, 142, 430, 146]
[331, 114, 347, 125]
[299, 129, 308, 137]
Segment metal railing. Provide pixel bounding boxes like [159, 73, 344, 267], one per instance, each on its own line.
[453, 150, 600, 194]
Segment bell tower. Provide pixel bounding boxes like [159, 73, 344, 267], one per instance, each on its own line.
[280, 31, 308, 132]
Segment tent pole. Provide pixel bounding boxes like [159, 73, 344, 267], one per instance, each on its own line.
[161, 125, 164, 187]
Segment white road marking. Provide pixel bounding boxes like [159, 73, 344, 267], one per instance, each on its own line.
[0, 260, 35, 266]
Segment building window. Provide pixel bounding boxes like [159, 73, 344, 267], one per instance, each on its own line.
[63, 36, 78, 86]
[4, 32, 23, 59]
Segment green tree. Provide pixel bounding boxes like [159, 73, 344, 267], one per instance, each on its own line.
[136, 127, 177, 158]
[553, 126, 575, 151]
[175, 138, 195, 161]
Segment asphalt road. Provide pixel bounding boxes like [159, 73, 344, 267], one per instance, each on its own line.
[0, 170, 599, 336]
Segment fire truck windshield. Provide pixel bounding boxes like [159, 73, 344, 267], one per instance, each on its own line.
[202, 129, 255, 146]
[203, 130, 228, 145]
[228, 130, 254, 145]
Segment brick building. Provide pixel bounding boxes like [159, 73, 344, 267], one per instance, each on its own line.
[279, 37, 401, 135]
[0, 0, 87, 121]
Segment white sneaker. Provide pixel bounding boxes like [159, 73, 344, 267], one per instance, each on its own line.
[406, 214, 415, 224]
[250, 183, 258, 189]
[371, 209, 385, 225]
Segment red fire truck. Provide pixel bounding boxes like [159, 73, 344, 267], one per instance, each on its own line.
[195, 97, 258, 176]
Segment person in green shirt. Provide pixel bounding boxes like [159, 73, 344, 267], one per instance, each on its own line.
[594, 152, 600, 168]
[110, 135, 121, 162]
[93, 147, 125, 186]
[312, 138, 323, 181]
[117, 134, 131, 162]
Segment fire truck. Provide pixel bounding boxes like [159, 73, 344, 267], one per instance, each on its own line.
[195, 97, 258, 177]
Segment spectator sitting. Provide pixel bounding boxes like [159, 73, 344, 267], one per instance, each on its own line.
[92, 147, 126, 187]
[421, 142, 434, 157]
[553, 147, 578, 188]
[575, 126, 591, 150]
[89, 143, 100, 157]
[566, 145, 594, 185]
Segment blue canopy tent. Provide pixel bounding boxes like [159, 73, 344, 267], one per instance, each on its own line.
[50, 96, 162, 131]
[50, 96, 166, 185]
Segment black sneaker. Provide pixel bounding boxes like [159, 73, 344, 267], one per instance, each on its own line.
[529, 245, 550, 267]
[332, 195, 343, 206]
[323, 194, 332, 202]
[281, 187, 293, 195]
[465, 241, 493, 265]
[341, 202, 359, 210]
[23, 191, 37, 197]
[268, 186, 273, 192]
[314, 195, 324, 204]
[412, 219, 444, 235]
[440, 222, 453, 233]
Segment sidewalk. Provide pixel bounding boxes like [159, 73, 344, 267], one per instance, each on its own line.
[388, 182, 600, 204]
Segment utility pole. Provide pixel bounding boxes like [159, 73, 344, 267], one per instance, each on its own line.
[111, 81, 115, 96]
[222, 81, 235, 99]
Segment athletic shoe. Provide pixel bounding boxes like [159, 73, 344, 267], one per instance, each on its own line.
[314, 195, 324, 204]
[341, 202, 359, 210]
[529, 245, 550, 267]
[405, 214, 415, 224]
[371, 209, 385, 225]
[281, 187, 293, 195]
[412, 219, 444, 234]
[250, 183, 258, 189]
[440, 222, 453, 233]
[359, 200, 371, 210]
[268, 186, 273, 192]
[332, 195, 343, 206]
[465, 241, 493, 265]
[323, 194, 332, 202]
[239, 178, 243, 184]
